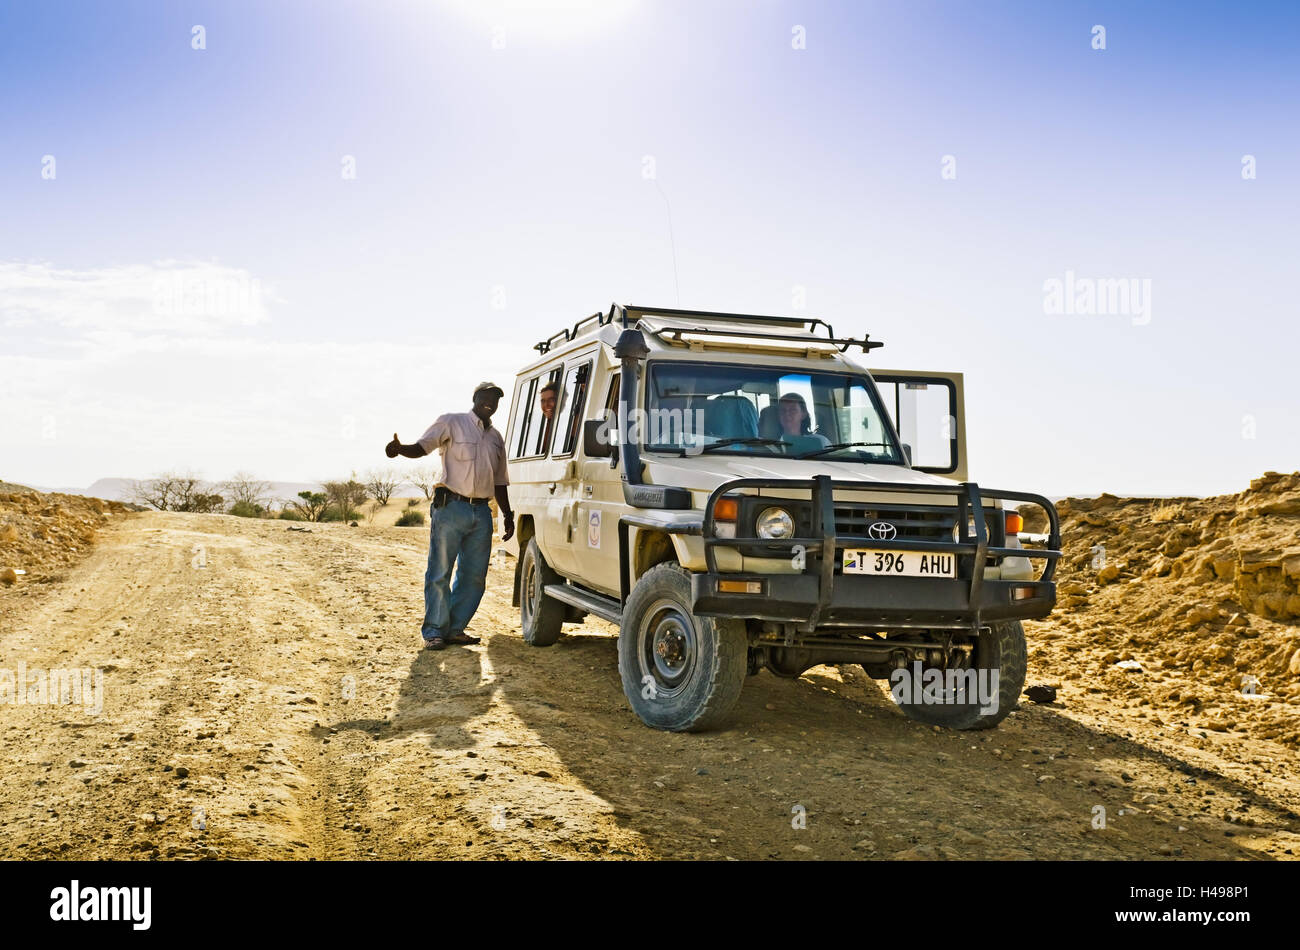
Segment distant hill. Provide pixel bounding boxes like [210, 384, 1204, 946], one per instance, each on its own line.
[22, 477, 427, 505]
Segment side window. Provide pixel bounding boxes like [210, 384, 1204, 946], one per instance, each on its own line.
[874, 378, 957, 471]
[553, 360, 592, 457]
[536, 368, 561, 455]
[604, 373, 620, 415]
[509, 377, 538, 460]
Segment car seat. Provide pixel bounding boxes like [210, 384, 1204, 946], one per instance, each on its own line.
[703, 395, 759, 440]
[758, 405, 783, 440]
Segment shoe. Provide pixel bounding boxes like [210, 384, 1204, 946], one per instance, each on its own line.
[423, 637, 446, 651]
[445, 633, 481, 645]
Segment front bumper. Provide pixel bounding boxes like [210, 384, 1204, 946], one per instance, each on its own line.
[693, 573, 1056, 628]
[696, 476, 1062, 632]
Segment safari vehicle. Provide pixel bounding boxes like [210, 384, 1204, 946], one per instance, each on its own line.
[504, 304, 1061, 732]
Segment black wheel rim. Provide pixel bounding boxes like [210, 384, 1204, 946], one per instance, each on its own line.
[639, 598, 698, 696]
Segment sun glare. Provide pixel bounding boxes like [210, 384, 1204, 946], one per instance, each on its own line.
[438, 0, 642, 45]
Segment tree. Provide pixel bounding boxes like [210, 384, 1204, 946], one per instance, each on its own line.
[186, 492, 226, 513]
[130, 471, 221, 512]
[364, 467, 401, 507]
[322, 475, 367, 521]
[291, 490, 328, 523]
[408, 463, 441, 501]
[220, 472, 272, 510]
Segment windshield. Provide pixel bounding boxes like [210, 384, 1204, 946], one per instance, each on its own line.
[643, 361, 905, 463]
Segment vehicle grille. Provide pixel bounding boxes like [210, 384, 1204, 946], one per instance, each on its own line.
[833, 504, 959, 541]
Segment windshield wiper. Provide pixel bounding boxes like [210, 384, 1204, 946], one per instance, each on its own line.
[796, 441, 893, 459]
[700, 437, 788, 454]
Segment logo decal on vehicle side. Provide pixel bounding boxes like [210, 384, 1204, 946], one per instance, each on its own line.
[867, 521, 897, 540]
[587, 509, 601, 548]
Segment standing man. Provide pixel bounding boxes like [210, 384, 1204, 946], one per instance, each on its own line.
[386, 382, 514, 651]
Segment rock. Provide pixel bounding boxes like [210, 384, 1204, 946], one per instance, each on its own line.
[1024, 685, 1057, 704]
[1288, 649, 1300, 677]
[792, 844, 812, 853]
[1115, 659, 1144, 672]
[174, 767, 190, 779]
[1097, 564, 1121, 584]
[0, 567, 18, 585]
[893, 845, 938, 860]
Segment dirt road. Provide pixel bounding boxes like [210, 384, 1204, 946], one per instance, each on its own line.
[2, 510, 1297, 860]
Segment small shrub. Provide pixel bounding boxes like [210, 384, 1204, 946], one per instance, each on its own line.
[278, 508, 304, 522]
[395, 510, 426, 527]
[321, 505, 361, 523]
[407, 498, 419, 508]
[229, 500, 264, 518]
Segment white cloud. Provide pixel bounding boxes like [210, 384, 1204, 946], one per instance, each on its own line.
[0, 260, 273, 336]
[0, 259, 520, 486]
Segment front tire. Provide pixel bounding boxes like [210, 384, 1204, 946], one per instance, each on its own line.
[618, 564, 747, 732]
[520, 538, 565, 646]
[893, 621, 1027, 730]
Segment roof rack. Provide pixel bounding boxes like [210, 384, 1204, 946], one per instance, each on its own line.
[533, 302, 883, 354]
[533, 306, 618, 353]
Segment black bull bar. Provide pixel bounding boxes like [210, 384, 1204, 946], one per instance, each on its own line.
[695, 476, 1062, 633]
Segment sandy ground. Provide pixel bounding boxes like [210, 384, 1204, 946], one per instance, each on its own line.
[1, 506, 1297, 861]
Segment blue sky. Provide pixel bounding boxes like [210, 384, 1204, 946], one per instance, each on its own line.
[2, 0, 1296, 495]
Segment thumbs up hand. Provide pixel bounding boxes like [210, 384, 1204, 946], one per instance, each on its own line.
[385, 433, 402, 458]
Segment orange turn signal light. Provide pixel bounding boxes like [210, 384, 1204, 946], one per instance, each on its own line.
[714, 497, 739, 522]
[1004, 512, 1024, 535]
[718, 579, 764, 595]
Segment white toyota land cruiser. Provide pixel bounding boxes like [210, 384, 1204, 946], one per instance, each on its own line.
[504, 304, 1060, 732]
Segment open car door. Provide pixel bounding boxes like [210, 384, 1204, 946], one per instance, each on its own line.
[869, 369, 967, 482]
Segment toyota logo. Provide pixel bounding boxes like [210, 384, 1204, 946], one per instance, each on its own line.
[867, 521, 897, 540]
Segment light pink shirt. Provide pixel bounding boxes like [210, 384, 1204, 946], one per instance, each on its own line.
[417, 412, 509, 499]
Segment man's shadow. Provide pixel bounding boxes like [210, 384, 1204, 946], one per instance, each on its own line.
[324, 643, 498, 752]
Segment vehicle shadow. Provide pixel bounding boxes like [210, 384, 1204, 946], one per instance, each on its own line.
[482, 626, 1295, 860]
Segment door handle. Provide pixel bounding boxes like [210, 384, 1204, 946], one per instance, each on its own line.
[584, 485, 593, 496]
[548, 482, 557, 494]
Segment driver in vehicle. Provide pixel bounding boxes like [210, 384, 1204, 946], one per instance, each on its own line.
[775, 392, 829, 453]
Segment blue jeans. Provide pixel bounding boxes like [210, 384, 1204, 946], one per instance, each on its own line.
[421, 499, 493, 641]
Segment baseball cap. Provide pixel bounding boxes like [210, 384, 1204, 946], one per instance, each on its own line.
[473, 381, 505, 399]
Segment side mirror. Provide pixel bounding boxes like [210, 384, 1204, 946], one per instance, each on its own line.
[901, 443, 913, 465]
[583, 418, 615, 458]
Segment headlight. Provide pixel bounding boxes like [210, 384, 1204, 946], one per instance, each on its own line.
[953, 513, 997, 542]
[756, 507, 795, 539]
[952, 514, 978, 542]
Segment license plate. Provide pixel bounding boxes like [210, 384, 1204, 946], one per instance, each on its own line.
[842, 548, 955, 578]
